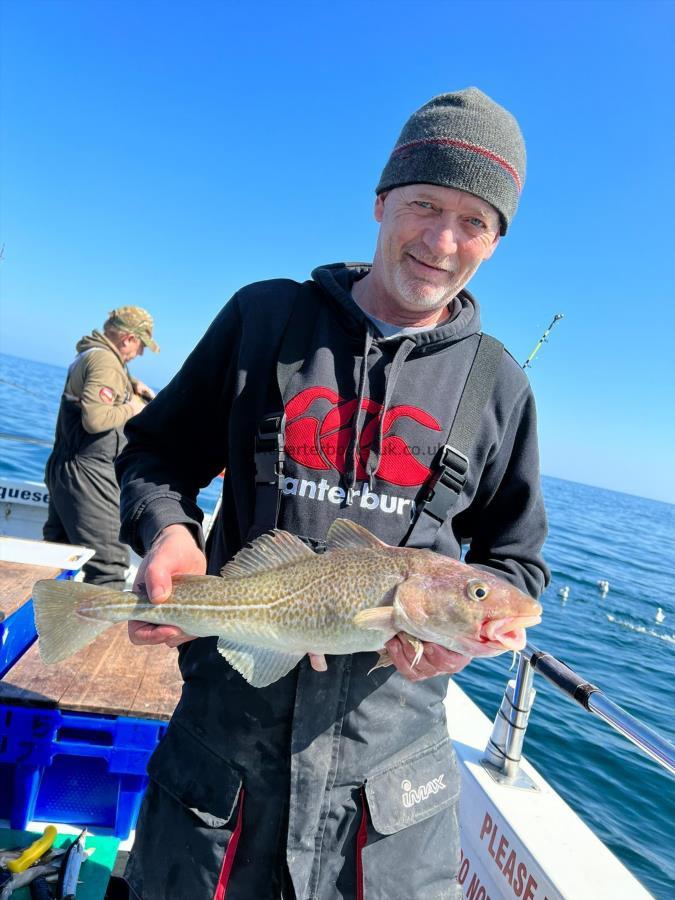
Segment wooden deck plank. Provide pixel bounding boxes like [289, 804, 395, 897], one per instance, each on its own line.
[0, 561, 60, 620]
[0, 625, 183, 720]
[58, 626, 150, 713]
[129, 638, 185, 720]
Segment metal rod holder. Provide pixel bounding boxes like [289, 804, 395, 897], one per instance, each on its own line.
[482, 654, 538, 789]
[482, 643, 675, 787]
[503, 654, 536, 779]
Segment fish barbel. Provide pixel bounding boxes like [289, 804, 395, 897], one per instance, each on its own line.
[32, 519, 542, 687]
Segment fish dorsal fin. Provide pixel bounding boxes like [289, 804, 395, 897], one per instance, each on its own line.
[326, 519, 387, 552]
[216, 638, 304, 687]
[220, 530, 314, 579]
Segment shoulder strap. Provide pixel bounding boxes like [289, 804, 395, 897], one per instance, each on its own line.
[276, 281, 321, 399]
[402, 333, 503, 548]
[248, 281, 320, 540]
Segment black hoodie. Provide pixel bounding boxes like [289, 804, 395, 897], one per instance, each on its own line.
[119, 263, 548, 594]
[117, 264, 549, 899]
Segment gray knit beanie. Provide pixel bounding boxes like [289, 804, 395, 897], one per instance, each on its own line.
[376, 88, 526, 234]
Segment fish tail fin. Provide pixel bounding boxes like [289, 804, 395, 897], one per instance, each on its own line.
[32, 579, 118, 664]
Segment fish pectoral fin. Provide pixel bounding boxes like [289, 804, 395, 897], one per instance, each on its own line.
[326, 519, 388, 552]
[402, 633, 424, 667]
[365, 633, 422, 675]
[368, 649, 394, 675]
[216, 638, 304, 688]
[220, 530, 314, 579]
[352, 606, 395, 631]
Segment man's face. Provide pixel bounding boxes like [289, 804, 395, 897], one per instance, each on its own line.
[119, 334, 144, 362]
[372, 184, 501, 315]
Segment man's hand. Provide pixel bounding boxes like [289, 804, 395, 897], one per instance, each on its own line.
[128, 394, 146, 416]
[385, 635, 472, 682]
[306, 639, 472, 680]
[133, 379, 156, 400]
[308, 653, 327, 672]
[128, 523, 206, 649]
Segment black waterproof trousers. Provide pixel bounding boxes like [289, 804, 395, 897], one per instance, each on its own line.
[124, 653, 462, 900]
[44, 454, 129, 590]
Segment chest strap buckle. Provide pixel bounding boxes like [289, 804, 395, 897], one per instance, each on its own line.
[254, 413, 286, 487]
[420, 444, 469, 524]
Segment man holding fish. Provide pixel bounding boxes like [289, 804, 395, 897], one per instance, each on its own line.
[110, 88, 548, 898]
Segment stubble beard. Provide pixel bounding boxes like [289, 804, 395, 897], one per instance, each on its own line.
[392, 258, 457, 313]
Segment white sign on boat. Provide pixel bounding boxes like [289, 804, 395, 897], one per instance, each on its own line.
[0, 477, 53, 542]
[0, 478, 50, 507]
[445, 680, 651, 899]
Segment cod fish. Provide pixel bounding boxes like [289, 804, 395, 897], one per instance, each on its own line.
[33, 519, 542, 688]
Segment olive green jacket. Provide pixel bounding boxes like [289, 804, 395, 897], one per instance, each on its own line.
[65, 330, 137, 433]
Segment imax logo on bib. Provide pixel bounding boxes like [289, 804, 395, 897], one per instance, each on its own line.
[401, 774, 447, 808]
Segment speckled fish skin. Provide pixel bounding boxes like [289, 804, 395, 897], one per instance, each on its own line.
[32, 519, 542, 686]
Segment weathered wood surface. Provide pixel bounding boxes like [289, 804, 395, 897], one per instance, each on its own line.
[0, 624, 183, 720]
[0, 560, 60, 620]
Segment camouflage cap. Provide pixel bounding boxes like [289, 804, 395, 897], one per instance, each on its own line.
[107, 306, 159, 353]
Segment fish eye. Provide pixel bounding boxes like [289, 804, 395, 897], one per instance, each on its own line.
[467, 580, 489, 602]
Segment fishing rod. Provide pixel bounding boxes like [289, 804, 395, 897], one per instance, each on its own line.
[485, 642, 675, 782]
[522, 313, 564, 369]
[0, 377, 46, 399]
[0, 431, 53, 448]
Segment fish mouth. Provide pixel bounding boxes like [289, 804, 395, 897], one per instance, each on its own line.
[462, 614, 542, 655]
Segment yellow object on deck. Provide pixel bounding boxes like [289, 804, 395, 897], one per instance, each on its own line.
[6, 824, 57, 872]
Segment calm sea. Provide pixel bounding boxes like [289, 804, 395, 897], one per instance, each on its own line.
[1, 352, 674, 898]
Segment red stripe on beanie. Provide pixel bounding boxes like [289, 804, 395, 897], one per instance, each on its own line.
[392, 137, 522, 193]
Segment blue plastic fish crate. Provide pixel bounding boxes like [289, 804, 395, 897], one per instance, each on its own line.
[0, 704, 165, 838]
[0, 570, 75, 679]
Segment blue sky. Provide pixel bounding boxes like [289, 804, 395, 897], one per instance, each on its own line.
[1, 0, 674, 503]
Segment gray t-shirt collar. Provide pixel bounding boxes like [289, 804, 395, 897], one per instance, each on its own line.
[359, 298, 462, 339]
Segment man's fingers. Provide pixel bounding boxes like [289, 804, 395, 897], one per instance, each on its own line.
[128, 621, 189, 646]
[143, 562, 174, 603]
[164, 632, 197, 648]
[309, 653, 327, 672]
[385, 636, 472, 681]
[128, 621, 167, 645]
[132, 524, 207, 607]
[423, 644, 471, 675]
[127, 527, 207, 650]
[386, 636, 422, 679]
[134, 558, 174, 603]
[131, 572, 145, 594]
